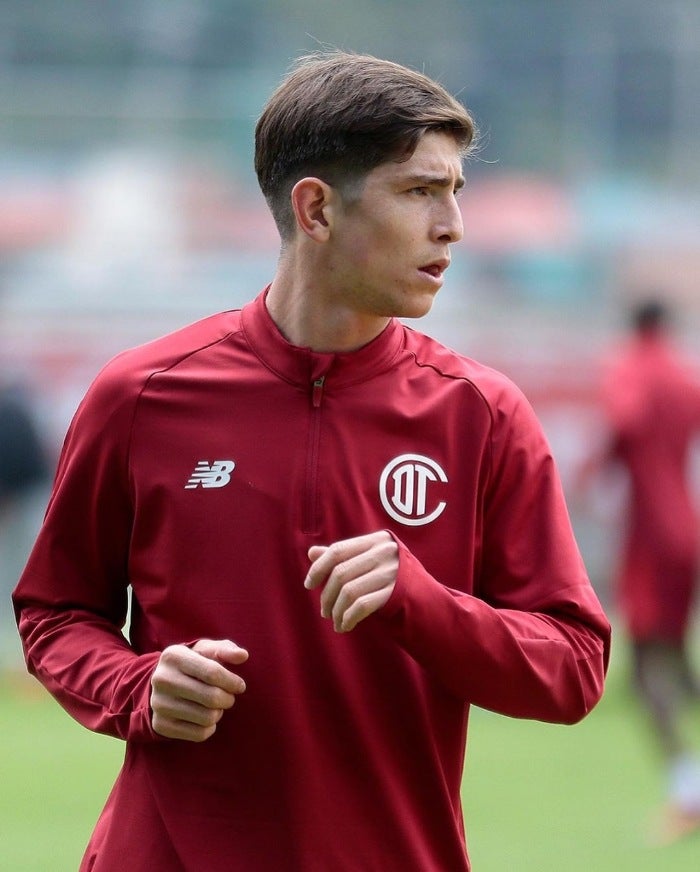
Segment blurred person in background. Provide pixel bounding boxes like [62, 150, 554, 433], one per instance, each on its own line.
[599, 297, 700, 842]
[12, 51, 610, 871]
[0, 380, 51, 675]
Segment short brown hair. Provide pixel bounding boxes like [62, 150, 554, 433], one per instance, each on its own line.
[255, 51, 477, 239]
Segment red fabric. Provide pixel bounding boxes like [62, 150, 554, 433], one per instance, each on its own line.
[14, 290, 609, 871]
[602, 334, 700, 641]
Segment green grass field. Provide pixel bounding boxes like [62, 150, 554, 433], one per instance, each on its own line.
[2, 640, 699, 871]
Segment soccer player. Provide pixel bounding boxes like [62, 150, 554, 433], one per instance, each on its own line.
[13, 52, 610, 871]
[600, 298, 700, 842]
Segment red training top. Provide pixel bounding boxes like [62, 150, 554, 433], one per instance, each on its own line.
[602, 331, 700, 641]
[14, 291, 610, 871]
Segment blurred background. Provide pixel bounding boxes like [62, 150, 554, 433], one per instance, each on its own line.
[1, 0, 699, 595]
[1, 1, 699, 867]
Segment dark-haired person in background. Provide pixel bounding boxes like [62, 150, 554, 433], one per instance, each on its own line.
[13, 52, 610, 871]
[0, 382, 50, 673]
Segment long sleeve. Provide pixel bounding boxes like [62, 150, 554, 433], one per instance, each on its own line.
[381, 386, 610, 724]
[382, 543, 608, 723]
[13, 356, 162, 742]
[17, 604, 160, 739]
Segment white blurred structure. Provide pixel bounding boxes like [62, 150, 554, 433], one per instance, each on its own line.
[63, 150, 184, 295]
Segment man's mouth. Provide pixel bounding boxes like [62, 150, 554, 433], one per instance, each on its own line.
[420, 260, 449, 278]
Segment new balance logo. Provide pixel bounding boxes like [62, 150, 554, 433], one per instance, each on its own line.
[185, 460, 235, 489]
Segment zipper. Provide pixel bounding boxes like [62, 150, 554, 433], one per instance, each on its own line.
[304, 376, 326, 532]
[312, 375, 325, 408]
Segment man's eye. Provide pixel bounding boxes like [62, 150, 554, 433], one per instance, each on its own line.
[409, 187, 429, 196]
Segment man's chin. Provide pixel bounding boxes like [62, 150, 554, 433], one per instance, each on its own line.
[397, 294, 438, 320]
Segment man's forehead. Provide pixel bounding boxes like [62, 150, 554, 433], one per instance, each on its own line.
[385, 135, 464, 182]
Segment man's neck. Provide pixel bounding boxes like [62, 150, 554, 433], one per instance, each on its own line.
[265, 270, 391, 354]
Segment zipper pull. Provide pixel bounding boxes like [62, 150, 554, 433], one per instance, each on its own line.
[312, 375, 325, 408]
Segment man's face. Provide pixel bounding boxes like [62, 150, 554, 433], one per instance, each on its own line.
[327, 131, 465, 320]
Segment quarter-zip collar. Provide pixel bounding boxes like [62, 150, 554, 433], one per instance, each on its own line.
[240, 287, 405, 389]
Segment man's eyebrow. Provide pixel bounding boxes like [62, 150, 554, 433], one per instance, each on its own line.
[405, 173, 466, 189]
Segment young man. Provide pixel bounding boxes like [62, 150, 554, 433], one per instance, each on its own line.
[13, 52, 610, 871]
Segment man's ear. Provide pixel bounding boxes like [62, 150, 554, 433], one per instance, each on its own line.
[290, 177, 335, 242]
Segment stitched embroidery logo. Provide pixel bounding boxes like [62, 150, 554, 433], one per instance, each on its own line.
[185, 460, 236, 489]
[379, 454, 447, 526]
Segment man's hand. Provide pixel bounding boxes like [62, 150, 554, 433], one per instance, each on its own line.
[304, 531, 398, 633]
[150, 639, 248, 742]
